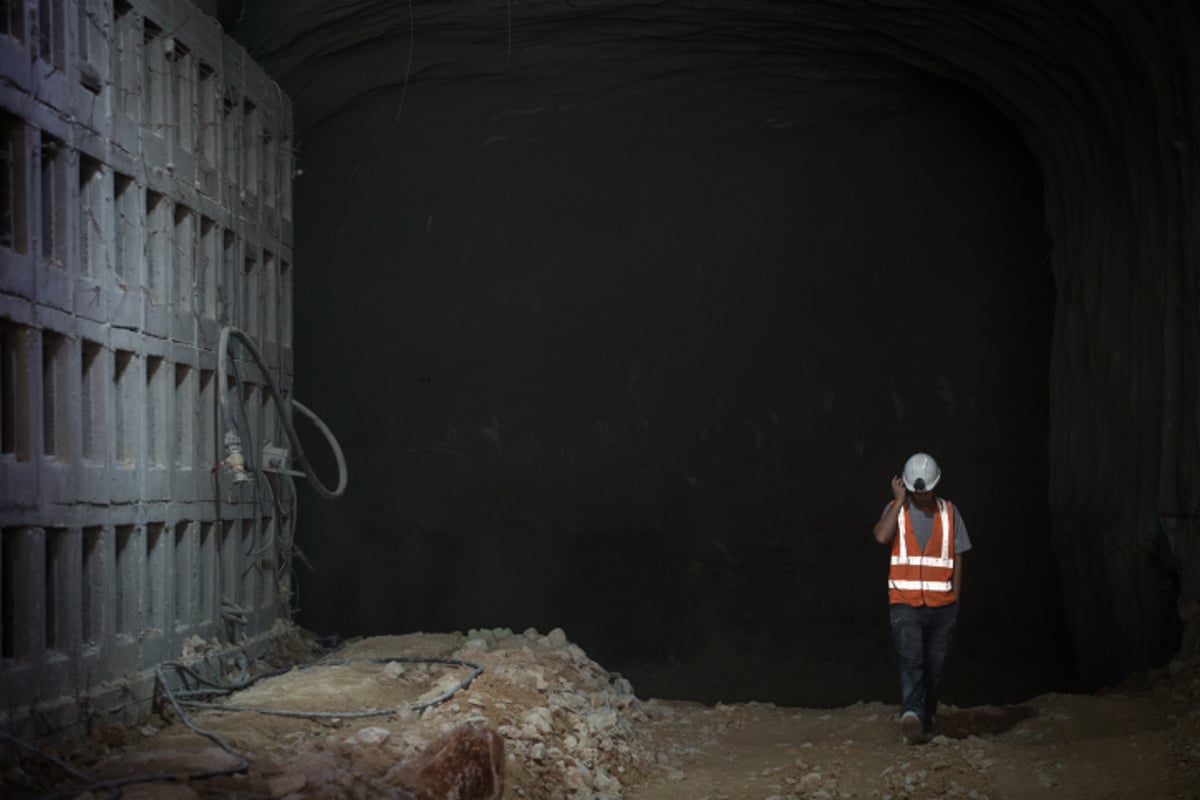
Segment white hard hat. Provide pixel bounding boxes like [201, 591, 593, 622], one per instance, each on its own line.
[902, 453, 941, 492]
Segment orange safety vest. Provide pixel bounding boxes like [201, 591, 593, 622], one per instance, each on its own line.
[887, 498, 957, 607]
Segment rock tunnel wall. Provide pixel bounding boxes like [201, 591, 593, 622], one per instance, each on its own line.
[234, 0, 1200, 695]
[828, 0, 1200, 685]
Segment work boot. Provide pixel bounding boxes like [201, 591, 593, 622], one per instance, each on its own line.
[899, 710, 927, 744]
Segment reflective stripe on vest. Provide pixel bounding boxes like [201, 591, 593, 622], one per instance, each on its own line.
[887, 498, 955, 601]
[888, 579, 952, 591]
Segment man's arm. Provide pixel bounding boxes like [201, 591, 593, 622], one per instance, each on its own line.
[953, 552, 964, 601]
[872, 476, 908, 544]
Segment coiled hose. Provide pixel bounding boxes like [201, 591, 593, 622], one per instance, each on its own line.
[218, 326, 348, 499]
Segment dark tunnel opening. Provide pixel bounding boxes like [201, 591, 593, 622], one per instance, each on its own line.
[286, 38, 1074, 708]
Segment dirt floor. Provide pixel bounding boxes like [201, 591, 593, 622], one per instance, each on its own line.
[2, 625, 1198, 799]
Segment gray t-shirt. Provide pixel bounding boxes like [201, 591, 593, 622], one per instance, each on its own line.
[882, 500, 972, 554]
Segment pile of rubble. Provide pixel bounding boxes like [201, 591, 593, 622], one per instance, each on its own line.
[3, 626, 663, 799]
[245, 625, 663, 798]
[405, 626, 658, 798]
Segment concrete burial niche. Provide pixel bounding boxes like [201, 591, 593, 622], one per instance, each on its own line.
[233, 0, 1199, 707]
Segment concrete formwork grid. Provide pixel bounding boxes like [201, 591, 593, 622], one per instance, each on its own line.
[0, 0, 295, 737]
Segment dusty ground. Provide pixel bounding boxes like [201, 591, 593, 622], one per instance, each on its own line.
[2, 625, 1198, 799]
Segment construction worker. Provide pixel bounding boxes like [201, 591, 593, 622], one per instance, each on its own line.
[872, 452, 972, 743]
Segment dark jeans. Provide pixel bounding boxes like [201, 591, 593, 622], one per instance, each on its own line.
[889, 602, 959, 730]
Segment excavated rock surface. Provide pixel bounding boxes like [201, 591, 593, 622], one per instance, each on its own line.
[233, 0, 1200, 691]
[2, 628, 1198, 799]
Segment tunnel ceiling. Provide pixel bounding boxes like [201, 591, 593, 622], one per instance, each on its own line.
[232, 0, 1200, 688]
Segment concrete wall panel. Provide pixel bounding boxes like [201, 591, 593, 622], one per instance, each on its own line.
[0, 0, 293, 737]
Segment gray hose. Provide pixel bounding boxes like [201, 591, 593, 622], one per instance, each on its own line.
[218, 326, 348, 499]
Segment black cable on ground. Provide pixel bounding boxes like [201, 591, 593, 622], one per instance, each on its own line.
[0, 730, 117, 799]
[1, 654, 481, 799]
[0, 663, 251, 800]
[170, 656, 484, 719]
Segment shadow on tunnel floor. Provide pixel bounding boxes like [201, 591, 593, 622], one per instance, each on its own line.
[936, 704, 1039, 739]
